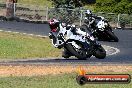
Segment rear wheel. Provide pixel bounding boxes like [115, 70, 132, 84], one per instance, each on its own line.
[94, 45, 106, 59]
[66, 41, 87, 60]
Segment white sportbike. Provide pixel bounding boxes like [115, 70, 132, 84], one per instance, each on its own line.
[48, 19, 106, 60]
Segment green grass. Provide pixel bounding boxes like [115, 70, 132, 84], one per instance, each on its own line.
[0, 31, 62, 59]
[18, 0, 52, 7]
[0, 0, 52, 7]
[0, 72, 131, 88]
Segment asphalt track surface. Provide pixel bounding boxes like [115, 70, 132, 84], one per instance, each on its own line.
[0, 21, 50, 36]
[0, 21, 132, 65]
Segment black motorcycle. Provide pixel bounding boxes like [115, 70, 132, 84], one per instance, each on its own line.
[81, 16, 119, 42]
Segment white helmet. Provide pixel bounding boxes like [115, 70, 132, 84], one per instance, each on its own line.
[86, 10, 92, 14]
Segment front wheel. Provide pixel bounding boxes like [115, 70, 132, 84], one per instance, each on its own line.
[66, 41, 87, 60]
[62, 48, 72, 58]
[94, 45, 106, 59]
[107, 30, 119, 42]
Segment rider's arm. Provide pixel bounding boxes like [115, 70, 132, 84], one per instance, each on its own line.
[76, 28, 87, 36]
[76, 28, 95, 41]
[84, 17, 89, 24]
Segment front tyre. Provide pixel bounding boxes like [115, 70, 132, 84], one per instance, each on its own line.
[107, 30, 119, 42]
[66, 41, 87, 60]
[94, 45, 106, 59]
[62, 48, 71, 58]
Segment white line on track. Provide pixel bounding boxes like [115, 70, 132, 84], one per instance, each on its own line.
[103, 45, 120, 56]
[22, 33, 27, 35]
[6, 31, 12, 33]
[13, 32, 19, 34]
[0, 30, 3, 31]
[28, 34, 34, 36]
[0, 29, 47, 38]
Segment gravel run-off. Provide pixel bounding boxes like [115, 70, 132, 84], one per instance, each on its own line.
[0, 65, 131, 77]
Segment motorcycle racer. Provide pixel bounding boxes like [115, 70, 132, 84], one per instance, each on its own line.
[49, 18, 95, 58]
[84, 10, 103, 27]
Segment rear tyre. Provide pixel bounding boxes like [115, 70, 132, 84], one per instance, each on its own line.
[66, 41, 87, 60]
[94, 45, 106, 59]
